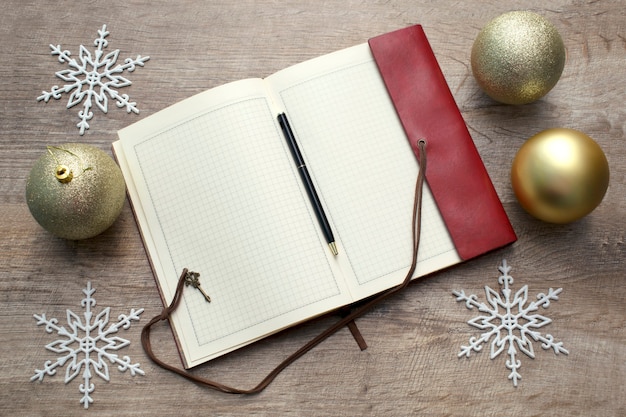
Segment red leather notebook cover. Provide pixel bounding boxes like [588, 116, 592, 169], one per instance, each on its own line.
[368, 25, 516, 260]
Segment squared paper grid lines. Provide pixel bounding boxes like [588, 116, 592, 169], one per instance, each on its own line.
[279, 60, 456, 285]
[133, 97, 342, 345]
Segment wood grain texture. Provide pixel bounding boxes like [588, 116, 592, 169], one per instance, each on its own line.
[1, 1, 624, 416]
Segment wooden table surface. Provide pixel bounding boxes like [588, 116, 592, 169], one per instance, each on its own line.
[1, 1, 624, 416]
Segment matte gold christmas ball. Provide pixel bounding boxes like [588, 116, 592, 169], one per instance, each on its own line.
[511, 128, 609, 223]
[26, 143, 126, 240]
[471, 11, 566, 105]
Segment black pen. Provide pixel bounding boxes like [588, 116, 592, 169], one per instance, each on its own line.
[278, 112, 338, 256]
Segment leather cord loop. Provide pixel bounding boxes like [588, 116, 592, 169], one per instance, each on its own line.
[141, 139, 427, 394]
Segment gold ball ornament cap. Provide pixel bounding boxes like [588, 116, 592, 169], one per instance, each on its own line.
[511, 128, 609, 224]
[471, 11, 566, 105]
[26, 143, 126, 240]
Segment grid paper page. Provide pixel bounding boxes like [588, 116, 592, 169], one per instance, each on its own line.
[272, 47, 459, 290]
[132, 96, 346, 353]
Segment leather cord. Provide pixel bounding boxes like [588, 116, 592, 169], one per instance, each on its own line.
[141, 139, 428, 394]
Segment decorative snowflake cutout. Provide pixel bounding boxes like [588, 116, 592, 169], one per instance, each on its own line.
[452, 260, 568, 386]
[31, 282, 145, 409]
[37, 24, 150, 135]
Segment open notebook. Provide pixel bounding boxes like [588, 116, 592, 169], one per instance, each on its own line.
[113, 25, 516, 368]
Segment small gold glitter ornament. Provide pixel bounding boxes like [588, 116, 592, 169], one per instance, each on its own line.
[471, 11, 566, 105]
[26, 143, 126, 240]
[511, 128, 609, 224]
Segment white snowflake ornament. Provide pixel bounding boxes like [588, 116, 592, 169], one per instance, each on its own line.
[31, 282, 145, 409]
[452, 260, 568, 386]
[37, 24, 150, 135]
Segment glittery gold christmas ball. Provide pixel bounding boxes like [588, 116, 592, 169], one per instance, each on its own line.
[511, 128, 609, 223]
[26, 143, 126, 240]
[471, 11, 566, 105]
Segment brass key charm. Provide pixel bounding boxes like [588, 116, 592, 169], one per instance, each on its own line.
[184, 271, 211, 303]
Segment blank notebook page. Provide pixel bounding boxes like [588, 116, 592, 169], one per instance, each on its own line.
[269, 43, 458, 293]
[129, 92, 347, 357]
